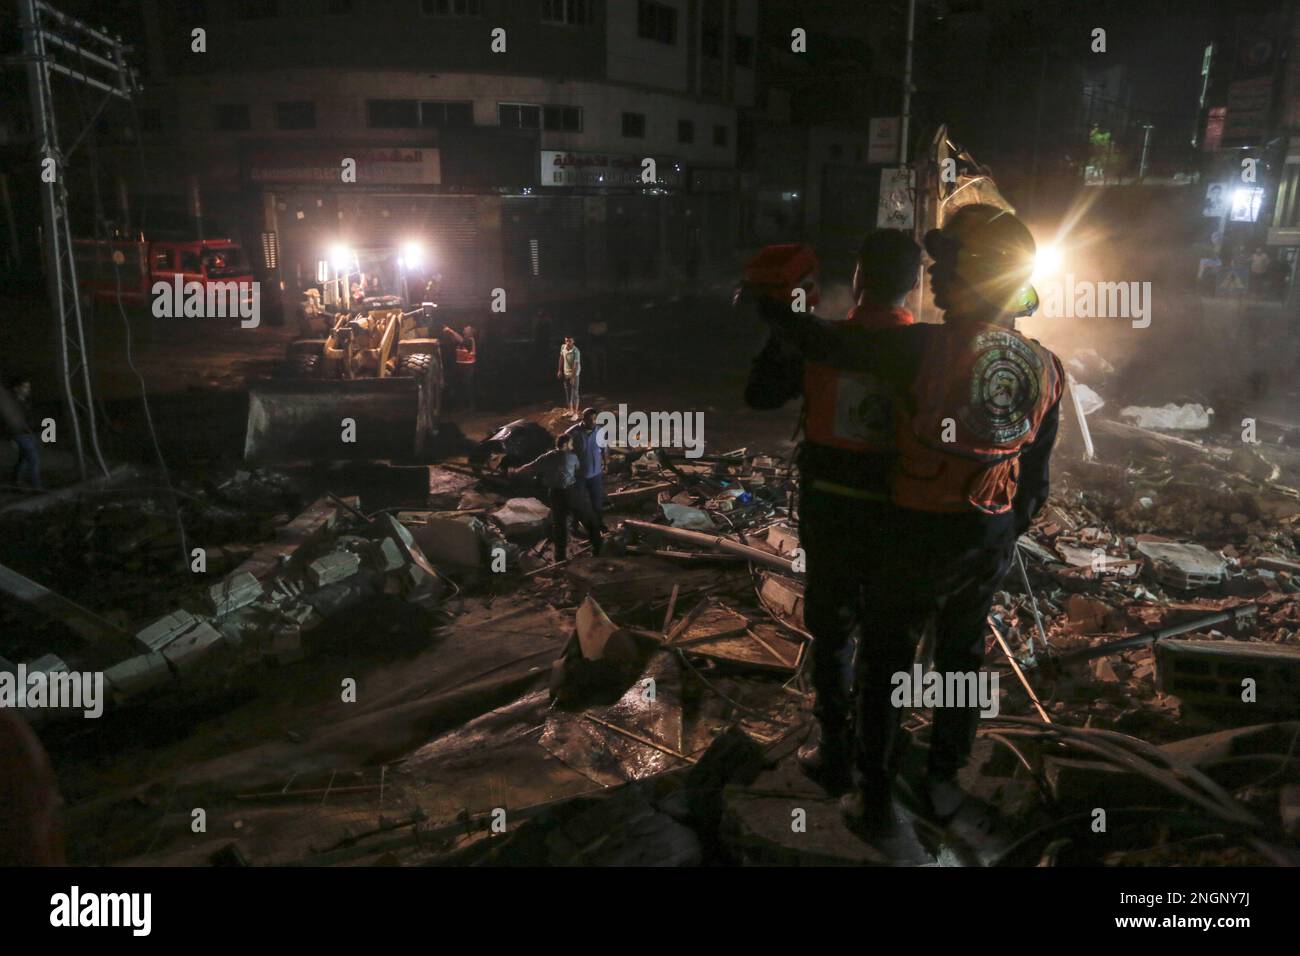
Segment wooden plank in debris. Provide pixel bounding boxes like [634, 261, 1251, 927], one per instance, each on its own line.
[1257, 556, 1300, 576]
[675, 605, 751, 646]
[0, 560, 133, 649]
[605, 482, 676, 509]
[683, 626, 804, 673]
[622, 519, 799, 574]
[1093, 419, 1229, 458]
[233, 495, 344, 581]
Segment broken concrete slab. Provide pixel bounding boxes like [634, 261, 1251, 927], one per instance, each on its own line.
[161, 619, 226, 676]
[427, 465, 480, 510]
[304, 573, 375, 618]
[408, 517, 485, 570]
[491, 497, 550, 538]
[136, 609, 202, 653]
[104, 651, 173, 699]
[373, 513, 441, 602]
[206, 571, 264, 617]
[1119, 403, 1213, 431]
[1136, 541, 1227, 589]
[1156, 639, 1300, 714]
[233, 495, 345, 581]
[308, 550, 362, 588]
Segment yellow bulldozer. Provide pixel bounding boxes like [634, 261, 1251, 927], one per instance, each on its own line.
[244, 244, 445, 464]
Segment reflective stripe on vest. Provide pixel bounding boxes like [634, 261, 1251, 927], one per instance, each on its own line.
[892, 325, 1063, 515]
[456, 346, 476, 365]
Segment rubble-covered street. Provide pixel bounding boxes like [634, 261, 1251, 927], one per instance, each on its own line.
[4, 297, 1298, 868]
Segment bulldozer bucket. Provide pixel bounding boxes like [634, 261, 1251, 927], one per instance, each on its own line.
[244, 377, 433, 463]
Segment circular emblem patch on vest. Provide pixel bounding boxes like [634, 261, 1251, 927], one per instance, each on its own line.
[960, 330, 1042, 445]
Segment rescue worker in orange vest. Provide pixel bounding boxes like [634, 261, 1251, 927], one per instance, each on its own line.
[444, 325, 477, 411]
[749, 205, 1063, 841]
[745, 229, 923, 796]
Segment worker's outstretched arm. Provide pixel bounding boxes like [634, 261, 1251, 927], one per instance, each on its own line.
[744, 333, 803, 409]
[513, 449, 555, 479]
[752, 296, 841, 362]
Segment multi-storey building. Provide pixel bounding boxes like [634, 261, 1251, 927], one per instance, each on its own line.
[117, 0, 757, 311]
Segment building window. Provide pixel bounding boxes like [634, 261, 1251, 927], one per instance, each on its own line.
[499, 104, 542, 129]
[713, 124, 728, 147]
[622, 112, 646, 138]
[327, 0, 353, 13]
[214, 104, 251, 130]
[543, 105, 583, 132]
[735, 34, 754, 68]
[1276, 163, 1300, 228]
[422, 0, 482, 15]
[677, 119, 694, 144]
[367, 99, 419, 128]
[235, 0, 277, 19]
[275, 101, 316, 130]
[541, 0, 590, 25]
[637, 1, 677, 45]
[702, 24, 721, 57]
[421, 101, 474, 127]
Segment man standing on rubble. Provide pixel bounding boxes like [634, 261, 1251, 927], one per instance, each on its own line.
[565, 407, 607, 533]
[557, 336, 581, 417]
[511, 432, 602, 560]
[2, 376, 42, 491]
[746, 205, 1062, 840]
[745, 229, 922, 796]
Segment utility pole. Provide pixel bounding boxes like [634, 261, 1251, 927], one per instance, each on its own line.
[14, 0, 135, 479]
[1138, 123, 1155, 182]
[899, 0, 916, 166]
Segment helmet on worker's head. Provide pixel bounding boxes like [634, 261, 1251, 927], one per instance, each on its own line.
[925, 204, 1038, 318]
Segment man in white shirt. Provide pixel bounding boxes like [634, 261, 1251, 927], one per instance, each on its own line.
[557, 336, 581, 416]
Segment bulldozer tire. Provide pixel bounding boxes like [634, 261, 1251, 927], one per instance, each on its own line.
[397, 352, 433, 377]
[285, 353, 321, 378]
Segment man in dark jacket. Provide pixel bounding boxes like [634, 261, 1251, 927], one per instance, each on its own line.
[1, 376, 41, 491]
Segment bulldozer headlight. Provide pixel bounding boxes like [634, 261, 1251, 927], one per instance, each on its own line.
[400, 242, 425, 269]
[329, 244, 355, 272]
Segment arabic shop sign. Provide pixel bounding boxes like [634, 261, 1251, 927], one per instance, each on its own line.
[540, 150, 683, 188]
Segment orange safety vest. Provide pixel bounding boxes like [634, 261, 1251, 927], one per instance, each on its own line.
[456, 342, 476, 365]
[892, 323, 1063, 515]
[802, 305, 913, 455]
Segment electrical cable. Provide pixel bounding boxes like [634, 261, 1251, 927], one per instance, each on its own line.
[70, 62, 191, 570]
